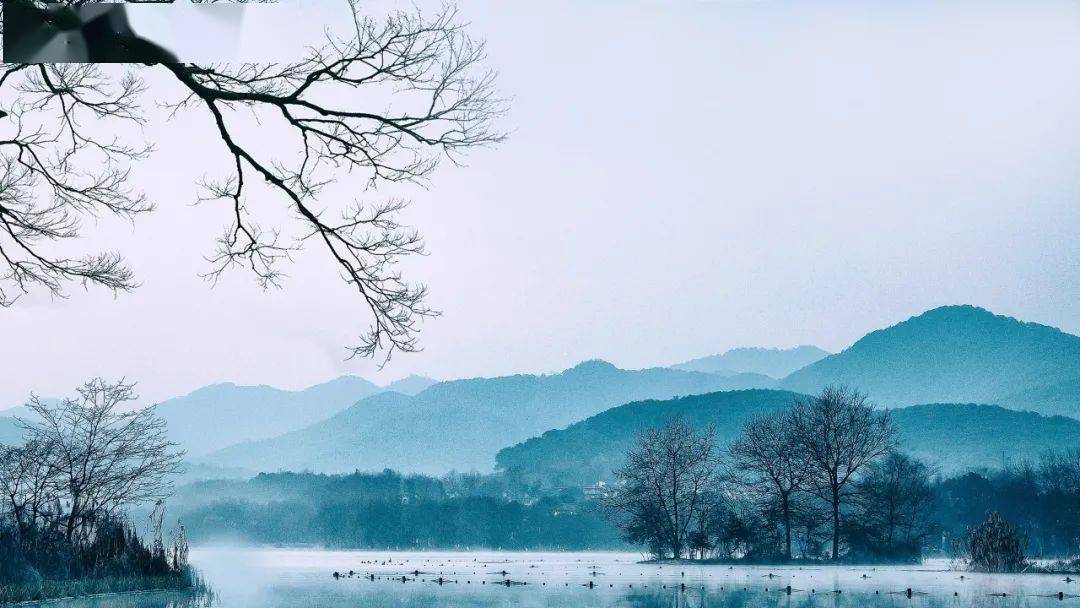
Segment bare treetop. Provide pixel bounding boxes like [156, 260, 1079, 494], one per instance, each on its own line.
[18, 378, 184, 542]
[0, 3, 506, 363]
[791, 385, 896, 560]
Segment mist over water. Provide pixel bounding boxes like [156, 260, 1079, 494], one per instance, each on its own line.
[42, 548, 1077, 608]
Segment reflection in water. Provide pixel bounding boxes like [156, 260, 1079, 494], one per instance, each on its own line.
[46, 549, 1070, 608]
[44, 589, 213, 608]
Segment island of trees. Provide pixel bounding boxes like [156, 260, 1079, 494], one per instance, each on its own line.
[599, 386, 1074, 572]
[0, 379, 194, 603]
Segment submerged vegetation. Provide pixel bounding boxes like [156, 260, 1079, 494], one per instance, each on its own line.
[0, 379, 194, 602]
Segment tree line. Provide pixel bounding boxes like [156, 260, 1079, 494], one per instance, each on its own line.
[0, 379, 189, 594]
[174, 469, 619, 550]
[167, 391, 1080, 566]
[599, 386, 1077, 567]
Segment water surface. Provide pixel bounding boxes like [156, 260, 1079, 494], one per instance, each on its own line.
[46, 548, 1079, 607]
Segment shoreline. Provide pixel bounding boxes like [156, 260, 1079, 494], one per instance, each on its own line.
[0, 572, 205, 606]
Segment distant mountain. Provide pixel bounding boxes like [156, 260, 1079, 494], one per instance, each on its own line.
[0, 415, 22, 446]
[673, 346, 829, 378]
[497, 390, 801, 489]
[495, 390, 1080, 488]
[996, 377, 1080, 419]
[0, 405, 33, 418]
[0, 397, 63, 420]
[890, 403, 1080, 473]
[779, 306, 1080, 408]
[383, 374, 439, 396]
[202, 360, 777, 474]
[157, 375, 383, 457]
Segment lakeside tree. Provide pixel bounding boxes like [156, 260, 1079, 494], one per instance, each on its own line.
[601, 420, 722, 559]
[790, 386, 896, 560]
[849, 451, 937, 560]
[0, 379, 189, 595]
[19, 379, 185, 543]
[0, 439, 56, 555]
[0, 3, 506, 362]
[728, 409, 811, 560]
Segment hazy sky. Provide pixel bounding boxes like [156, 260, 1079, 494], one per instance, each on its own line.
[3, 0, 1080, 406]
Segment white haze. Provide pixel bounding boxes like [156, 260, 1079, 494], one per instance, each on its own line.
[2, 0, 1079, 406]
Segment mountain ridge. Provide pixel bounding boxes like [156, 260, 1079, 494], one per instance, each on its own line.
[495, 389, 1080, 487]
[200, 361, 778, 474]
[779, 305, 1080, 410]
[672, 345, 829, 378]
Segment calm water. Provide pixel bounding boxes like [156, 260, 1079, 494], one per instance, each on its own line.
[42, 548, 1078, 607]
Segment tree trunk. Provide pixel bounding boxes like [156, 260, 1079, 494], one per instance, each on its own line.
[65, 492, 80, 543]
[831, 486, 841, 560]
[782, 493, 793, 561]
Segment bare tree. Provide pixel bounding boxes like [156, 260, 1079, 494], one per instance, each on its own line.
[18, 379, 184, 543]
[0, 3, 506, 363]
[0, 439, 58, 550]
[790, 386, 895, 560]
[729, 409, 812, 560]
[601, 419, 721, 559]
[852, 450, 937, 559]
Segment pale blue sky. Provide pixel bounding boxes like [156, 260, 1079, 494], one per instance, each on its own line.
[2, 0, 1079, 406]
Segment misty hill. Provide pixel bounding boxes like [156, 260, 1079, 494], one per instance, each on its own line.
[779, 305, 1080, 409]
[497, 390, 1080, 487]
[202, 360, 777, 474]
[0, 400, 61, 446]
[0, 405, 33, 419]
[889, 403, 1080, 473]
[384, 374, 439, 395]
[497, 390, 801, 489]
[673, 346, 829, 378]
[157, 375, 383, 457]
[0, 415, 21, 446]
[996, 378, 1080, 419]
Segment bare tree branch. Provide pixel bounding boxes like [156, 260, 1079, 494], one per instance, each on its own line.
[0, 64, 151, 306]
[0, 2, 506, 362]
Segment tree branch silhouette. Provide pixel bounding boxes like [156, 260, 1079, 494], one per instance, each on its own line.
[0, 3, 506, 362]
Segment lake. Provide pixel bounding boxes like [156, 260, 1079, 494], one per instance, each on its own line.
[43, 548, 1076, 607]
